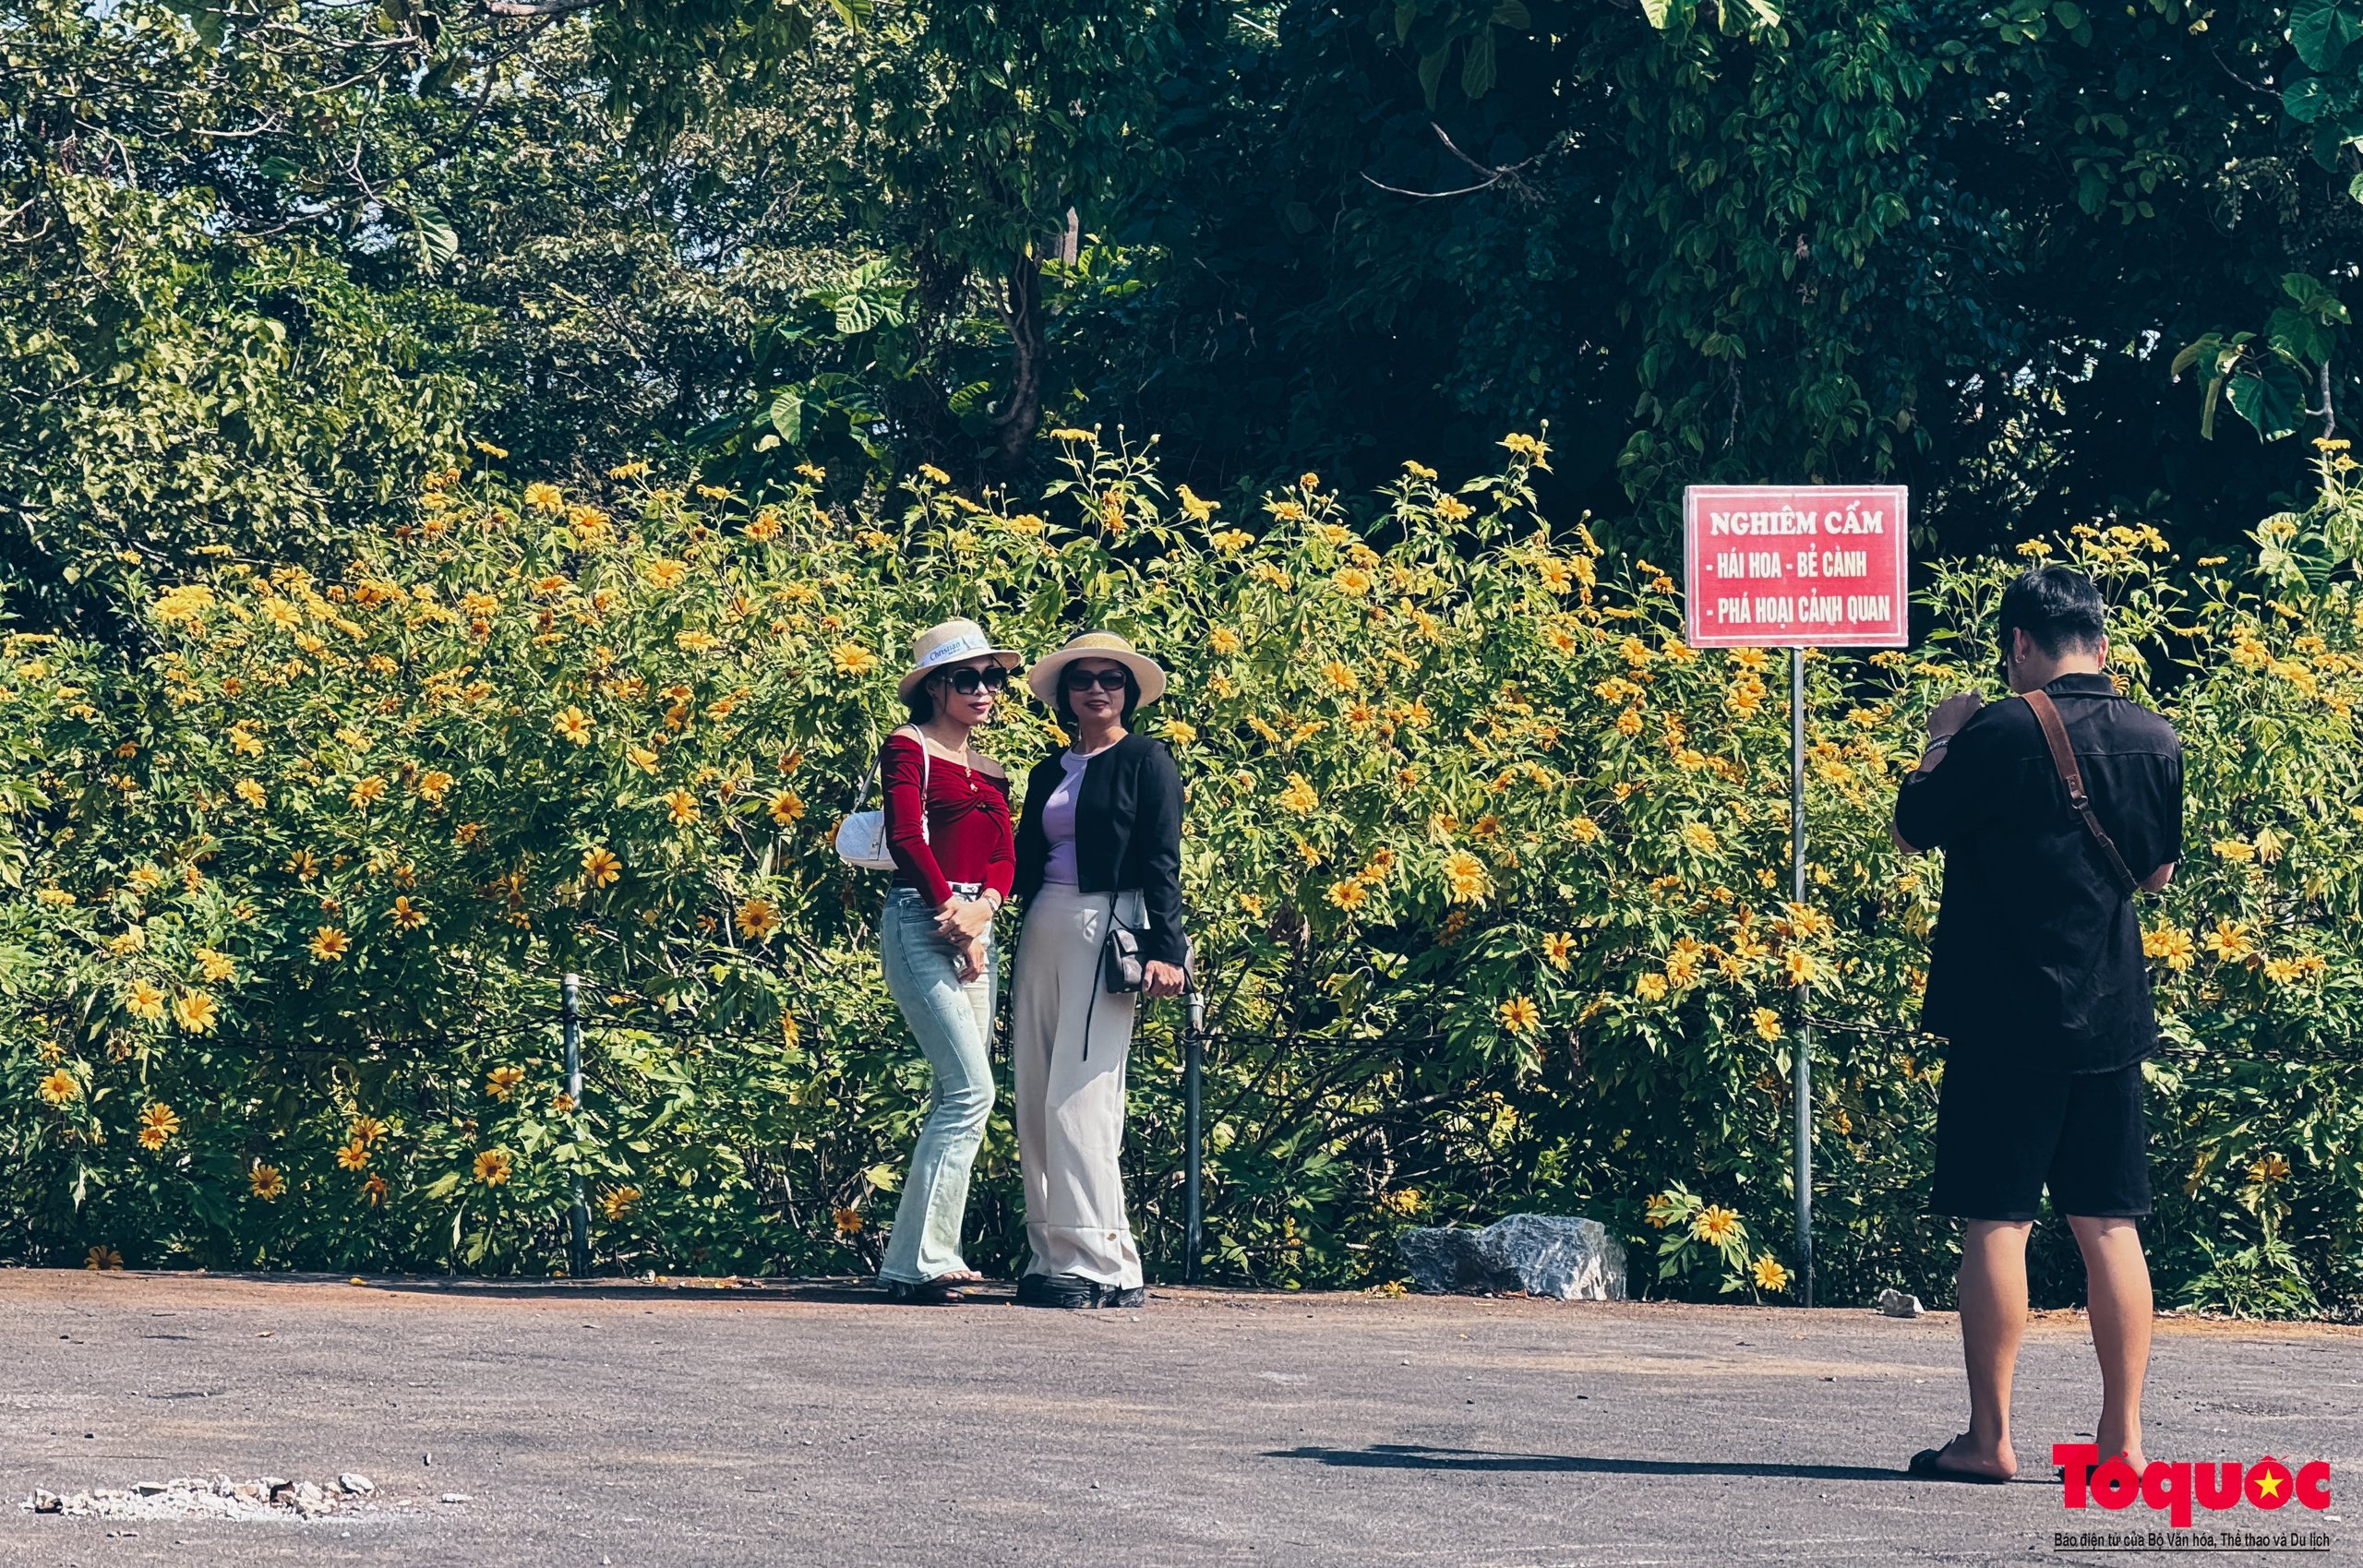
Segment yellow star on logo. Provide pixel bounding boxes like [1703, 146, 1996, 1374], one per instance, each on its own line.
[2254, 1471, 2285, 1501]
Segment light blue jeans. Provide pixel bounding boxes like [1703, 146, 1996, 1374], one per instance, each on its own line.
[877, 885, 997, 1285]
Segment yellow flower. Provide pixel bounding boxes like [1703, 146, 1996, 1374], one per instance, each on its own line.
[1635, 972, 1668, 1002]
[1379, 1188, 1423, 1216]
[2212, 836, 2256, 864]
[309, 926, 350, 962]
[1441, 851, 1492, 904]
[173, 990, 218, 1034]
[1207, 627, 1242, 656]
[642, 557, 689, 590]
[473, 1148, 513, 1186]
[1570, 816, 1601, 844]
[554, 706, 594, 746]
[38, 1068, 79, 1106]
[737, 898, 780, 940]
[1160, 719, 1197, 747]
[138, 1102, 180, 1150]
[1498, 996, 1540, 1034]
[486, 1065, 525, 1101]
[360, 1172, 388, 1205]
[627, 745, 660, 775]
[1435, 496, 1473, 522]
[1782, 951, 1817, 987]
[1689, 1204, 1742, 1247]
[249, 1162, 286, 1200]
[85, 1245, 124, 1271]
[830, 642, 877, 677]
[1537, 559, 1575, 594]
[834, 1206, 865, 1237]
[765, 789, 807, 827]
[1277, 773, 1320, 815]
[1321, 660, 1360, 693]
[522, 482, 565, 513]
[1333, 568, 1374, 598]
[336, 1138, 371, 1171]
[1177, 485, 1218, 522]
[127, 980, 168, 1022]
[352, 1115, 388, 1147]
[2138, 924, 2193, 970]
[348, 774, 388, 809]
[662, 787, 699, 825]
[601, 1185, 642, 1221]
[1327, 879, 1369, 912]
[1681, 822, 1719, 854]
[582, 845, 622, 887]
[2201, 919, 2253, 963]
[416, 770, 454, 802]
[390, 895, 428, 932]
[1211, 529, 1253, 554]
[1542, 931, 1575, 971]
[1615, 707, 1644, 737]
[1750, 1253, 1790, 1292]
[2245, 1154, 2290, 1185]
[2261, 956, 2302, 985]
[194, 948, 235, 983]
[1752, 1007, 1782, 1042]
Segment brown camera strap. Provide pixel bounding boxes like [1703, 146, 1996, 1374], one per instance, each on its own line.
[2022, 688, 2139, 898]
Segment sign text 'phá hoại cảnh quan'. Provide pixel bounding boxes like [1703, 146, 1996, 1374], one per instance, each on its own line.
[1681, 485, 1910, 649]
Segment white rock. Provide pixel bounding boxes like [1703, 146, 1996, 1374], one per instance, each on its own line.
[438, 1492, 471, 1504]
[337, 1473, 374, 1495]
[31, 1490, 60, 1514]
[1877, 1287, 1925, 1318]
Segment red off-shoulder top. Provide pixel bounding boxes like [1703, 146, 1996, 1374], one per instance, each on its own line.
[881, 733, 1015, 909]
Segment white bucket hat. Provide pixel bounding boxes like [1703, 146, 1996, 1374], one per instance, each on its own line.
[1026, 629, 1168, 709]
[897, 617, 1023, 700]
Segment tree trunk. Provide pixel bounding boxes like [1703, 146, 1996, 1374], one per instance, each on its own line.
[990, 251, 1046, 476]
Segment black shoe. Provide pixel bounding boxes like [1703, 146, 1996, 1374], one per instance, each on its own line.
[1092, 1284, 1146, 1309]
[1014, 1272, 1096, 1310]
[882, 1277, 966, 1305]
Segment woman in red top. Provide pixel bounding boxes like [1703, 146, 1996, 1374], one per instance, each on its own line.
[873, 618, 1020, 1304]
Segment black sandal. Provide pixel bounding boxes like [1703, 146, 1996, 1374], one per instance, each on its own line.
[882, 1277, 967, 1305]
[1906, 1439, 2010, 1485]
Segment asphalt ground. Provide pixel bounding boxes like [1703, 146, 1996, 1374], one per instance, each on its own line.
[2, 1272, 2357, 1568]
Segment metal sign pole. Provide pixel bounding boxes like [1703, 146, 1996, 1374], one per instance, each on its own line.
[1183, 989, 1205, 1285]
[1790, 649, 1814, 1309]
[563, 973, 590, 1279]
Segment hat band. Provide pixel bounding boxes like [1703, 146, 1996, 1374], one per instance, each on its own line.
[917, 630, 995, 671]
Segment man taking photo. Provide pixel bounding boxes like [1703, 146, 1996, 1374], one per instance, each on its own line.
[1890, 563, 2184, 1484]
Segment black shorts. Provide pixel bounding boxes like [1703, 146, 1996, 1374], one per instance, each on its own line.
[1930, 1052, 2152, 1222]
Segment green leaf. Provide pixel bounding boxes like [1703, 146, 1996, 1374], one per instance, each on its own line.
[1460, 29, 1497, 100]
[769, 388, 805, 444]
[2224, 360, 2310, 441]
[1417, 46, 1449, 109]
[2289, 0, 2363, 70]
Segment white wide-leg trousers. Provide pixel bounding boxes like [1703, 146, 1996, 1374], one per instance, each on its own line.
[1009, 883, 1145, 1288]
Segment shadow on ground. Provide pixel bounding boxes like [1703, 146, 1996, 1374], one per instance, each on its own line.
[1265, 1442, 1922, 1484]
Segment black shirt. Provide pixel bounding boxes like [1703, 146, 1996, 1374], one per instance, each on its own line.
[1893, 673, 2183, 1073]
[1013, 733, 1190, 967]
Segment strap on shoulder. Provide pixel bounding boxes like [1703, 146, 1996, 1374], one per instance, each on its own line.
[2022, 688, 2138, 898]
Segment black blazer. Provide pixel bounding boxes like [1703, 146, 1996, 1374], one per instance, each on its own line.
[1013, 733, 1188, 966]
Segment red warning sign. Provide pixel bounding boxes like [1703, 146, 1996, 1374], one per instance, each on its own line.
[1682, 485, 1910, 649]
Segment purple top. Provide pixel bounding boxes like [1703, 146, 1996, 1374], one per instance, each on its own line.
[1039, 748, 1099, 886]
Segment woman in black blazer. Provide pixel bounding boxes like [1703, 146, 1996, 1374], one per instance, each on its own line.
[1006, 631, 1187, 1310]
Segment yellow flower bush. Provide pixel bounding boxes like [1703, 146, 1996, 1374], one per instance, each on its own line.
[0, 441, 2356, 1310]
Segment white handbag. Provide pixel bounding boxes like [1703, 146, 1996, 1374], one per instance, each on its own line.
[834, 729, 929, 871]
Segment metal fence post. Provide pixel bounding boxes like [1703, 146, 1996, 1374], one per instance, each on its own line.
[1790, 648, 1815, 1310]
[1183, 988, 1205, 1285]
[563, 973, 589, 1279]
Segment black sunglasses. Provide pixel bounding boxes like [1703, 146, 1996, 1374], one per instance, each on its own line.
[933, 665, 1011, 695]
[1062, 667, 1131, 693]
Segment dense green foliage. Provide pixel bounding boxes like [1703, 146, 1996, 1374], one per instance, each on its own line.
[9, 0, 2360, 633]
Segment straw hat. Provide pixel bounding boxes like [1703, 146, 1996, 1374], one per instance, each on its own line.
[1026, 629, 1168, 709]
[897, 617, 1023, 699]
